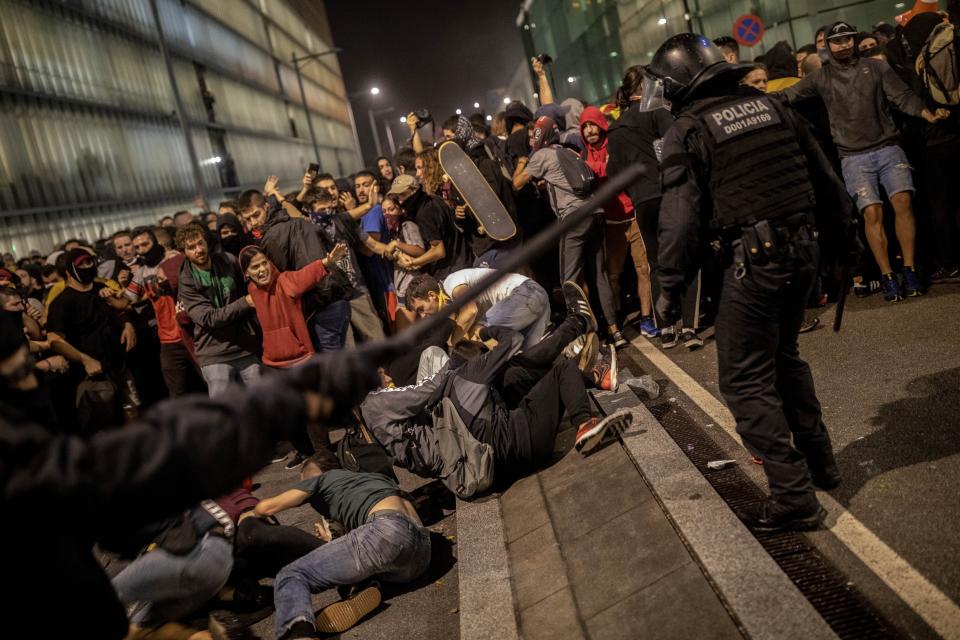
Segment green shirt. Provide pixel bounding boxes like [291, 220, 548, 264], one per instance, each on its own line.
[295, 469, 402, 531]
[190, 263, 236, 309]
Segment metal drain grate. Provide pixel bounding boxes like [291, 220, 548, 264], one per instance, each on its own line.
[642, 399, 895, 639]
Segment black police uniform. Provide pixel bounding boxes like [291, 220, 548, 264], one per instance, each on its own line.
[657, 84, 855, 527]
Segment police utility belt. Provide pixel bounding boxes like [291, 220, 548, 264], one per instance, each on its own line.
[715, 212, 815, 279]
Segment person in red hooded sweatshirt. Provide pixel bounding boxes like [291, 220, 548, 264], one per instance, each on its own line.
[240, 243, 349, 469]
[579, 106, 660, 339]
[239, 244, 346, 370]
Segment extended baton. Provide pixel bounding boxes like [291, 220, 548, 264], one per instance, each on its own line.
[832, 264, 850, 333]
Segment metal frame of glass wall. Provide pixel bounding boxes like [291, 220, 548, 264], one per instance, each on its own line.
[0, 0, 359, 255]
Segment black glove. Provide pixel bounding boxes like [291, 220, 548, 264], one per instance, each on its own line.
[655, 291, 682, 327]
[286, 335, 415, 420]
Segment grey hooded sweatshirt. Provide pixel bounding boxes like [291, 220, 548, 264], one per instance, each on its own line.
[778, 56, 926, 156]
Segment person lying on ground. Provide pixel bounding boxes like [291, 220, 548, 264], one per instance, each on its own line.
[254, 462, 431, 639]
[361, 282, 631, 488]
[0, 305, 407, 639]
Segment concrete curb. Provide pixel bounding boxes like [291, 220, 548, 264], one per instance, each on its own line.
[456, 496, 520, 640]
[594, 388, 838, 640]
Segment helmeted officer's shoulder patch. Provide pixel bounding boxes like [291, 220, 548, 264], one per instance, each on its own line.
[701, 96, 781, 143]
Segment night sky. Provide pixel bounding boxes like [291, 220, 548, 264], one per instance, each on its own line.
[324, 0, 527, 166]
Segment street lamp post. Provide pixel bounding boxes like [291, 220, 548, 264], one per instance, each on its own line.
[291, 47, 343, 164]
[367, 108, 384, 158]
[383, 121, 397, 157]
[348, 87, 386, 164]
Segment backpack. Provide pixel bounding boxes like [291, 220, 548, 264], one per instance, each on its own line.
[919, 22, 960, 106]
[430, 397, 495, 499]
[554, 146, 596, 197]
[483, 137, 515, 180]
[75, 376, 121, 434]
[337, 416, 399, 483]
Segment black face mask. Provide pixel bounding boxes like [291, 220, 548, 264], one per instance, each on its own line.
[156, 279, 174, 297]
[831, 45, 855, 63]
[141, 243, 165, 267]
[221, 234, 252, 257]
[70, 263, 97, 285]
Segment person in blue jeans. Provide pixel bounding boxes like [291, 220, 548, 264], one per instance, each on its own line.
[176, 224, 262, 396]
[254, 466, 431, 639]
[405, 268, 550, 350]
[110, 504, 235, 631]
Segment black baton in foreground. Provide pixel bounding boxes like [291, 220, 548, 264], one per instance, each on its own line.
[833, 264, 850, 333]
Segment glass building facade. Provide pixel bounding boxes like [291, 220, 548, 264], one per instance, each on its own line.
[0, 0, 359, 255]
[519, 0, 911, 103]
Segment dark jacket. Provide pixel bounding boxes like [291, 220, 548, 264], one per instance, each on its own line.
[259, 206, 325, 272]
[362, 325, 526, 473]
[607, 105, 675, 205]
[260, 207, 355, 310]
[779, 56, 927, 156]
[658, 87, 857, 302]
[178, 252, 259, 367]
[361, 367, 449, 479]
[0, 374, 309, 639]
[402, 188, 471, 278]
[458, 144, 521, 257]
[432, 326, 525, 463]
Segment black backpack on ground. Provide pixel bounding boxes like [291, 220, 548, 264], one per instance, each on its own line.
[337, 412, 398, 482]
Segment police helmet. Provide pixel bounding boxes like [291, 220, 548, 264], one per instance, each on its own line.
[639, 33, 753, 111]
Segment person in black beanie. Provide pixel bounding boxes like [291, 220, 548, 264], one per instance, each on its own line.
[218, 212, 254, 258]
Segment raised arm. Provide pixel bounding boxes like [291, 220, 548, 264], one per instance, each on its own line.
[406, 113, 425, 154]
[532, 57, 554, 105]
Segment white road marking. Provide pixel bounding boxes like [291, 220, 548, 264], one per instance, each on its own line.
[630, 335, 960, 640]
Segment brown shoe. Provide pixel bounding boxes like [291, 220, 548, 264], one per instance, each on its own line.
[314, 585, 382, 634]
[577, 332, 600, 372]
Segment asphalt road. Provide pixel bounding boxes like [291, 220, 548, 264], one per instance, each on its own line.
[624, 280, 960, 639]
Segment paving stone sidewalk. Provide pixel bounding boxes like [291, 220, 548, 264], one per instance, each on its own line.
[499, 429, 744, 640]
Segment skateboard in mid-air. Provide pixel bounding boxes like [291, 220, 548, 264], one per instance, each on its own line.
[438, 140, 517, 242]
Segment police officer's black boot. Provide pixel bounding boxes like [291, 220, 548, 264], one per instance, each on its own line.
[735, 497, 826, 533]
[804, 449, 841, 491]
[795, 434, 842, 490]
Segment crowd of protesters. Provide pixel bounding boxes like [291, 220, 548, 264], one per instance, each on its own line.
[2, 2, 959, 638]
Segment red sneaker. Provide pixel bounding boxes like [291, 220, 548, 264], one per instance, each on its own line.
[575, 409, 633, 453]
[591, 344, 618, 390]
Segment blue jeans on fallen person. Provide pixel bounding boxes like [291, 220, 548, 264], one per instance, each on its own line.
[483, 279, 551, 351]
[111, 533, 233, 627]
[840, 144, 914, 211]
[201, 355, 262, 397]
[310, 299, 352, 352]
[273, 511, 431, 638]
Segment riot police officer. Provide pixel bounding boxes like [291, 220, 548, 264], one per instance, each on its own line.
[641, 34, 857, 532]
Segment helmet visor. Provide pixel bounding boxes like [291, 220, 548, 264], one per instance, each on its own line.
[638, 74, 668, 112]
